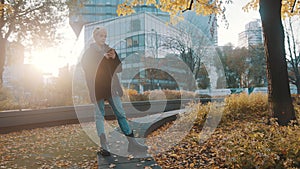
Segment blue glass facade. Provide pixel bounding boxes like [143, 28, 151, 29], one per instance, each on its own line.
[69, 0, 170, 36]
[72, 1, 218, 92]
[83, 13, 199, 92]
[69, 0, 217, 45]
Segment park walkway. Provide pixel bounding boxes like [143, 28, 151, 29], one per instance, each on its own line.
[97, 109, 184, 169]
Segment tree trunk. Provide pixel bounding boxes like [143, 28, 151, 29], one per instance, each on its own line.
[296, 76, 300, 94]
[259, 0, 296, 125]
[0, 37, 6, 86]
[0, 0, 4, 86]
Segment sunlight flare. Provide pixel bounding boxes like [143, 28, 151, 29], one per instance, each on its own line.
[30, 49, 65, 76]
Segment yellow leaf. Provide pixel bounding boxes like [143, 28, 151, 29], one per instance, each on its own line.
[146, 0, 156, 5]
[170, 153, 178, 159]
[189, 163, 195, 168]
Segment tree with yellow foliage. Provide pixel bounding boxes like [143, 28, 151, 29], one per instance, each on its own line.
[117, 0, 299, 125]
[0, 0, 82, 87]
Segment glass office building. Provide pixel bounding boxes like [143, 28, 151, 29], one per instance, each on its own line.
[238, 19, 263, 48]
[71, 1, 217, 92]
[69, 0, 170, 37]
[69, 0, 217, 45]
[83, 12, 197, 92]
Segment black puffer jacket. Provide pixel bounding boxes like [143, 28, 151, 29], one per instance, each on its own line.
[81, 43, 123, 102]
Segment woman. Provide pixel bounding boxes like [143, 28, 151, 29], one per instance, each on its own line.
[81, 27, 147, 156]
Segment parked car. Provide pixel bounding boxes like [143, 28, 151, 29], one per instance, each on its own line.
[195, 89, 211, 98]
[195, 89, 231, 97]
[290, 87, 297, 94]
[230, 88, 248, 94]
[251, 87, 268, 94]
[210, 89, 231, 97]
[251, 87, 298, 95]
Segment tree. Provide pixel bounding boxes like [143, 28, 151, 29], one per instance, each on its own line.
[284, 17, 300, 93]
[196, 63, 210, 89]
[160, 22, 210, 81]
[257, 0, 297, 125]
[217, 44, 235, 88]
[218, 44, 266, 88]
[220, 46, 250, 88]
[248, 44, 266, 87]
[117, 0, 299, 125]
[0, 0, 79, 86]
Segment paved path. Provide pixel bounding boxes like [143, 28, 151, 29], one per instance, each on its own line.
[97, 109, 184, 169]
[97, 153, 161, 169]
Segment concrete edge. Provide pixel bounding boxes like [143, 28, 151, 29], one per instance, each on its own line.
[143, 109, 184, 137]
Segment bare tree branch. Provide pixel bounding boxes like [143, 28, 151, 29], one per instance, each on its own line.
[0, 0, 6, 32]
[182, 0, 193, 13]
[291, 0, 298, 13]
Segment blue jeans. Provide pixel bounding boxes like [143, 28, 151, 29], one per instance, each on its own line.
[95, 96, 132, 136]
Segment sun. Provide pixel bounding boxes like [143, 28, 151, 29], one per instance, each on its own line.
[30, 49, 64, 76]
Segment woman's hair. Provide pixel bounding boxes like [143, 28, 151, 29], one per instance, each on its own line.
[93, 27, 107, 40]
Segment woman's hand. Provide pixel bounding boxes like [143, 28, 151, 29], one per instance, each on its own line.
[104, 49, 116, 59]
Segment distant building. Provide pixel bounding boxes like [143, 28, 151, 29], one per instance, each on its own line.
[69, 0, 217, 45]
[238, 19, 263, 48]
[69, 0, 170, 37]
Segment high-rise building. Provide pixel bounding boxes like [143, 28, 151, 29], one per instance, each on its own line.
[69, 0, 170, 37]
[182, 11, 218, 46]
[238, 19, 263, 48]
[70, 1, 217, 92]
[81, 12, 197, 92]
[69, 0, 217, 45]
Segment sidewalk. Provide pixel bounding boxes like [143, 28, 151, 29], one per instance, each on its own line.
[97, 109, 184, 169]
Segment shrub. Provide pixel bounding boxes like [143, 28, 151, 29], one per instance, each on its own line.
[193, 102, 219, 127]
[205, 93, 299, 168]
[122, 89, 195, 102]
[223, 93, 268, 122]
[192, 93, 300, 168]
[292, 94, 300, 120]
[151, 93, 300, 168]
[195, 93, 211, 98]
[0, 88, 19, 111]
[122, 89, 149, 102]
[222, 120, 300, 168]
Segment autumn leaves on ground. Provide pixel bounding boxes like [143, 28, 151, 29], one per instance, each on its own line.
[1, 93, 300, 168]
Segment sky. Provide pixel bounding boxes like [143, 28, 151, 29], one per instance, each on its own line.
[217, 1, 260, 46]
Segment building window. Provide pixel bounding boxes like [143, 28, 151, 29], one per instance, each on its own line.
[120, 41, 126, 49]
[132, 35, 139, 47]
[131, 19, 141, 32]
[126, 38, 132, 48]
[139, 34, 145, 47]
[120, 53, 126, 59]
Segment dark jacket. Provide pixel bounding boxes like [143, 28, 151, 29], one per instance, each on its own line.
[81, 43, 123, 102]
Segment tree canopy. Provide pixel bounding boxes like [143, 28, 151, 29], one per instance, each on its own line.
[117, 0, 299, 18]
[0, 0, 80, 85]
[244, 0, 300, 17]
[0, 0, 70, 47]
